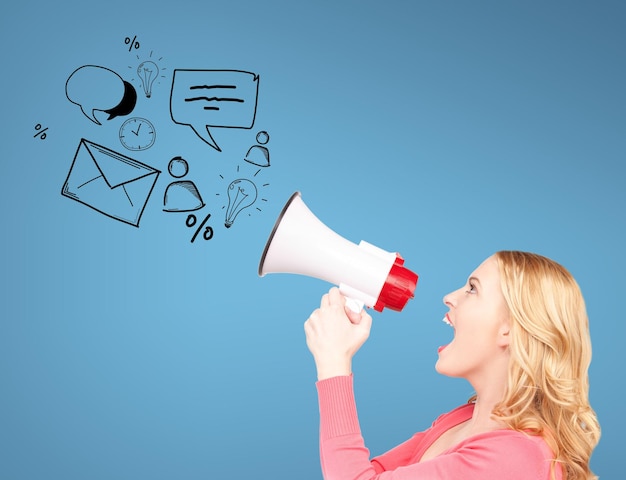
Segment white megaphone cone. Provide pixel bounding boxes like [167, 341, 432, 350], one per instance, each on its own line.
[258, 192, 418, 312]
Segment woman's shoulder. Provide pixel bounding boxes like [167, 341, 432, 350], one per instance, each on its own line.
[432, 405, 559, 476]
[479, 429, 557, 461]
[454, 428, 561, 479]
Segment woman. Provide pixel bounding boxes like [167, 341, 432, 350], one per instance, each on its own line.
[304, 251, 600, 480]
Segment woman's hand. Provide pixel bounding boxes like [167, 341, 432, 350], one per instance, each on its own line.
[304, 287, 373, 380]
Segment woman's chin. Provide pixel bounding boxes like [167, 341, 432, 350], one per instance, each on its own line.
[434, 344, 455, 375]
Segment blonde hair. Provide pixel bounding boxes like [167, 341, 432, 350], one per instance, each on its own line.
[487, 251, 600, 480]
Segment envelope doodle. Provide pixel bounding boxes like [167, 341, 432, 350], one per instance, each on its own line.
[61, 139, 161, 227]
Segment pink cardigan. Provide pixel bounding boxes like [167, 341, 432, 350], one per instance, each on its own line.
[316, 375, 562, 480]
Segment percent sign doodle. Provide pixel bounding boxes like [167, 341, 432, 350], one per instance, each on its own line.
[125, 35, 140, 51]
[186, 213, 214, 243]
[33, 124, 48, 140]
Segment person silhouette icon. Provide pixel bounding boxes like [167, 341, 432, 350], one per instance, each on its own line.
[163, 156, 205, 212]
[244, 130, 270, 167]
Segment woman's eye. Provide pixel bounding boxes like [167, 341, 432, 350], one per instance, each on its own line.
[466, 283, 476, 294]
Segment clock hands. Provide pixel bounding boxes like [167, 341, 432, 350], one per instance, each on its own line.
[119, 117, 156, 151]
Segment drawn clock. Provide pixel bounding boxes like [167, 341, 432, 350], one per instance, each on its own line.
[119, 117, 156, 151]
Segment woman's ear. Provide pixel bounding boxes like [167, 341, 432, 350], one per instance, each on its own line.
[497, 317, 511, 348]
[497, 329, 510, 348]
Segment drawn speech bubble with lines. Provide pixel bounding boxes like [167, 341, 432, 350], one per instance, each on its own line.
[170, 69, 259, 152]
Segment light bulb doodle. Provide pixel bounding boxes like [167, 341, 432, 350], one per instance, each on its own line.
[224, 179, 257, 228]
[128, 51, 166, 99]
[216, 164, 270, 227]
[137, 60, 159, 98]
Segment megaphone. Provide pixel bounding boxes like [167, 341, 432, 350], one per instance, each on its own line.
[258, 192, 418, 312]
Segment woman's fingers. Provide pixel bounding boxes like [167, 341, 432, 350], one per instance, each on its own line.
[327, 287, 345, 306]
[320, 292, 330, 308]
[344, 305, 363, 324]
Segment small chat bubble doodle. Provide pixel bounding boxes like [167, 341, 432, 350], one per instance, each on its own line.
[66, 65, 137, 125]
[170, 69, 259, 152]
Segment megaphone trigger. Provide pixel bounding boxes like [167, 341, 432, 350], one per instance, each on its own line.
[343, 296, 366, 314]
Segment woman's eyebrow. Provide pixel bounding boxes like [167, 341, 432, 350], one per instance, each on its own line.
[468, 276, 481, 286]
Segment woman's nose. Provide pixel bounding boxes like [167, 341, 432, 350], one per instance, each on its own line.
[442, 288, 459, 308]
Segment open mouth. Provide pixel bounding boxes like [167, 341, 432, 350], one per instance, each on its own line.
[438, 314, 454, 353]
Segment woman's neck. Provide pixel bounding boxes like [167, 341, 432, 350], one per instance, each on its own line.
[466, 369, 508, 433]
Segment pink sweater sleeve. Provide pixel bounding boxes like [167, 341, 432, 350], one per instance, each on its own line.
[316, 375, 559, 480]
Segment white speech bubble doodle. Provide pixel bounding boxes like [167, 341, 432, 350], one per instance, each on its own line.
[169, 69, 259, 151]
[65, 65, 137, 125]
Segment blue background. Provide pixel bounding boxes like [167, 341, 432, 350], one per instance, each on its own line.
[2, 1, 624, 478]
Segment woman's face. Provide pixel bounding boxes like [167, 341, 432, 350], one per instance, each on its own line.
[436, 255, 511, 382]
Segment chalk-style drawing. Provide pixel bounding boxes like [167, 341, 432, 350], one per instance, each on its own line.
[244, 130, 270, 167]
[224, 178, 257, 228]
[33, 124, 49, 140]
[186, 213, 214, 243]
[216, 164, 269, 227]
[163, 156, 205, 212]
[124, 35, 140, 51]
[119, 117, 156, 151]
[128, 50, 167, 98]
[137, 61, 159, 98]
[61, 139, 160, 227]
[66, 65, 137, 125]
[170, 69, 259, 152]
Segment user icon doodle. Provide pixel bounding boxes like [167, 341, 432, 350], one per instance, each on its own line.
[244, 130, 270, 167]
[163, 156, 205, 212]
